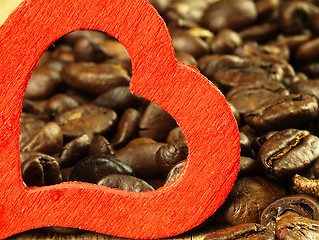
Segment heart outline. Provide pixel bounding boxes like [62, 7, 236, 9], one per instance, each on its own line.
[0, 0, 240, 239]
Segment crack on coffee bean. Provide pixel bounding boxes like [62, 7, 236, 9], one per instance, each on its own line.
[266, 132, 307, 166]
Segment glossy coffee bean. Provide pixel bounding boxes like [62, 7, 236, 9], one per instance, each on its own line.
[139, 102, 177, 141]
[238, 156, 259, 178]
[58, 133, 94, 169]
[221, 176, 285, 225]
[62, 62, 130, 95]
[258, 129, 319, 181]
[155, 139, 188, 176]
[20, 118, 45, 149]
[165, 160, 186, 185]
[202, 0, 257, 32]
[114, 142, 164, 180]
[97, 174, 154, 192]
[261, 194, 319, 232]
[22, 154, 62, 187]
[69, 155, 134, 183]
[209, 29, 242, 54]
[89, 135, 114, 156]
[244, 94, 318, 132]
[55, 104, 117, 138]
[46, 93, 80, 116]
[21, 122, 63, 155]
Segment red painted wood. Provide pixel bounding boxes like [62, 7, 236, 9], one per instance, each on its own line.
[0, 0, 240, 239]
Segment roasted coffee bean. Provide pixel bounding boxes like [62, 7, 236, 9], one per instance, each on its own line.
[290, 79, 319, 100]
[155, 139, 188, 176]
[69, 155, 134, 183]
[221, 176, 285, 225]
[175, 51, 198, 67]
[46, 93, 80, 116]
[97, 174, 154, 192]
[89, 135, 114, 156]
[297, 38, 319, 63]
[258, 129, 319, 181]
[170, 29, 209, 59]
[202, 0, 257, 32]
[204, 223, 275, 240]
[166, 127, 185, 143]
[114, 142, 164, 180]
[240, 132, 253, 157]
[275, 211, 319, 240]
[245, 94, 319, 132]
[93, 86, 146, 113]
[58, 133, 94, 169]
[112, 108, 141, 149]
[226, 80, 289, 115]
[255, 0, 279, 22]
[24, 66, 62, 100]
[54, 104, 117, 138]
[209, 29, 242, 54]
[44, 227, 82, 235]
[279, 1, 319, 35]
[62, 62, 130, 95]
[125, 137, 157, 147]
[239, 23, 279, 43]
[20, 118, 45, 149]
[22, 154, 62, 187]
[139, 102, 177, 142]
[238, 156, 259, 178]
[261, 194, 319, 232]
[165, 160, 186, 185]
[98, 40, 131, 63]
[21, 122, 63, 155]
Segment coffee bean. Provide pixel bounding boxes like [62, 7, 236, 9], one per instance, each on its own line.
[62, 62, 130, 95]
[22, 154, 62, 187]
[165, 160, 186, 185]
[69, 155, 134, 183]
[245, 94, 319, 132]
[46, 93, 80, 116]
[221, 176, 286, 225]
[89, 135, 114, 156]
[97, 174, 154, 192]
[258, 129, 319, 181]
[209, 29, 242, 54]
[155, 139, 188, 176]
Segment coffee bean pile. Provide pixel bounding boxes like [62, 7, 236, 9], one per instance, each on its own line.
[19, 0, 319, 238]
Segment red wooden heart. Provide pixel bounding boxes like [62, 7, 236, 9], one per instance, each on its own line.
[0, 0, 240, 239]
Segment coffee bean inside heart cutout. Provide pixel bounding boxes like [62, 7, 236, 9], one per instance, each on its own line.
[0, 0, 240, 239]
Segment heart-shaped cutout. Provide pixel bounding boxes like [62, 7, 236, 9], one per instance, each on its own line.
[0, 0, 240, 239]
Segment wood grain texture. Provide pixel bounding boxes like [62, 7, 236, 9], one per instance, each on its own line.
[0, 0, 240, 239]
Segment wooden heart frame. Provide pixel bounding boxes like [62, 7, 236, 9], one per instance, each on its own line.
[0, 0, 240, 239]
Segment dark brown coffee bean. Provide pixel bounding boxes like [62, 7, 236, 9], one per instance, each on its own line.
[165, 160, 186, 185]
[21, 122, 63, 155]
[125, 137, 157, 147]
[60, 167, 73, 182]
[46, 93, 80, 116]
[170, 29, 209, 59]
[114, 142, 165, 180]
[244, 94, 318, 132]
[271, 33, 312, 52]
[93, 86, 146, 113]
[98, 40, 131, 63]
[44, 227, 82, 234]
[175, 51, 198, 67]
[238, 156, 259, 178]
[155, 139, 188, 176]
[204, 223, 275, 240]
[20, 119, 45, 149]
[258, 129, 319, 182]
[73, 37, 106, 63]
[97, 174, 154, 192]
[22, 99, 50, 120]
[297, 38, 319, 63]
[240, 132, 253, 157]
[255, 0, 279, 22]
[59, 133, 94, 169]
[24, 66, 62, 100]
[55, 104, 117, 138]
[62, 62, 130, 95]
[139, 102, 177, 141]
[239, 23, 279, 43]
[279, 1, 319, 35]
[226, 80, 289, 115]
[202, 0, 257, 32]
[209, 29, 242, 54]
[261, 194, 319, 232]
[51, 45, 75, 63]
[62, 30, 109, 46]
[112, 108, 141, 149]
[69, 155, 134, 183]
[221, 176, 285, 225]
[22, 154, 62, 187]
[166, 127, 185, 144]
[275, 211, 319, 240]
[89, 135, 114, 156]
